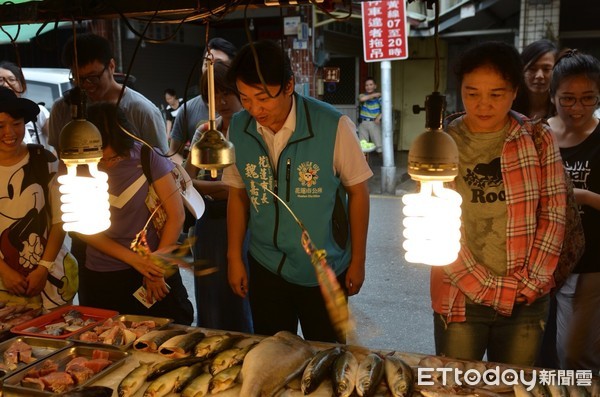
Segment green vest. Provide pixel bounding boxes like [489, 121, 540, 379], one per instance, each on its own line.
[229, 94, 351, 286]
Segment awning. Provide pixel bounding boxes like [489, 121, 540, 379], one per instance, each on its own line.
[0, 22, 70, 44]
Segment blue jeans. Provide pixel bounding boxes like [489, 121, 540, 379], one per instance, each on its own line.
[434, 295, 549, 366]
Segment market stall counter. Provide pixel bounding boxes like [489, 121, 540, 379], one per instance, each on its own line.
[0, 310, 597, 396]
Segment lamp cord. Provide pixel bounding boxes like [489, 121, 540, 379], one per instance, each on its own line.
[434, 0, 440, 93]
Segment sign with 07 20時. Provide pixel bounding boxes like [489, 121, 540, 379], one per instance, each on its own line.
[361, 0, 409, 62]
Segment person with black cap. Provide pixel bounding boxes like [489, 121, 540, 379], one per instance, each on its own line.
[0, 86, 77, 310]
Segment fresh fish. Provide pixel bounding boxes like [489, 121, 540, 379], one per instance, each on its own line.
[118, 361, 154, 397]
[144, 366, 189, 397]
[514, 383, 534, 397]
[420, 389, 478, 397]
[147, 356, 207, 381]
[568, 385, 591, 397]
[181, 372, 212, 397]
[61, 386, 114, 397]
[173, 362, 207, 393]
[531, 382, 550, 397]
[212, 384, 242, 396]
[133, 329, 186, 352]
[209, 364, 241, 393]
[592, 377, 600, 397]
[240, 330, 315, 397]
[332, 350, 359, 397]
[547, 384, 568, 397]
[384, 353, 414, 397]
[301, 346, 343, 394]
[194, 333, 241, 359]
[158, 331, 206, 358]
[280, 379, 334, 396]
[210, 342, 257, 375]
[355, 352, 384, 397]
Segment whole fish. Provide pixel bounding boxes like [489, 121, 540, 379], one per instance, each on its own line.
[209, 364, 241, 393]
[547, 384, 568, 397]
[531, 382, 550, 397]
[158, 331, 206, 358]
[173, 362, 206, 393]
[514, 383, 534, 397]
[118, 361, 154, 397]
[420, 390, 479, 397]
[147, 356, 207, 381]
[567, 385, 591, 397]
[181, 372, 212, 397]
[133, 329, 186, 352]
[144, 366, 189, 397]
[355, 352, 384, 397]
[240, 331, 314, 397]
[194, 333, 241, 359]
[210, 342, 257, 375]
[301, 346, 343, 394]
[280, 379, 334, 397]
[332, 350, 359, 397]
[384, 353, 414, 397]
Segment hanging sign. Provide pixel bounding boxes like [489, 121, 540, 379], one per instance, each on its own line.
[361, 0, 409, 62]
[323, 67, 340, 83]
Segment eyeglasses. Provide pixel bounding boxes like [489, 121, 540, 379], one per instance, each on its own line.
[69, 65, 108, 86]
[0, 76, 18, 85]
[558, 96, 600, 107]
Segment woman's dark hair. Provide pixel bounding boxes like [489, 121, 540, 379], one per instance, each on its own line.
[201, 61, 238, 101]
[62, 33, 113, 69]
[164, 88, 177, 97]
[521, 39, 558, 71]
[454, 41, 523, 90]
[86, 102, 135, 156]
[550, 49, 600, 96]
[228, 40, 294, 89]
[0, 61, 26, 94]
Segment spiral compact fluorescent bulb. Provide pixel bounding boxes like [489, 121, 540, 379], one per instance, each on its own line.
[58, 162, 110, 235]
[402, 180, 462, 266]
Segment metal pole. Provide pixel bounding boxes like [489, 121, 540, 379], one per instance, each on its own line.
[380, 60, 396, 194]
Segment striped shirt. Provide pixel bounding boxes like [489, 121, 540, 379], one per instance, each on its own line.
[359, 94, 381, 120]
[431, 113, 567, 323]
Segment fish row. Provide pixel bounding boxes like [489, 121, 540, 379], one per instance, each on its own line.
[133, 329, 249, 360]
[119, 335, 257, 397]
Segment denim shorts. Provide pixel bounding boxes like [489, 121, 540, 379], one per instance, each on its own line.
[434, 295, 549, 366]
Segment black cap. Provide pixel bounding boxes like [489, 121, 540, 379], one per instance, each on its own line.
[0, 86, 40, 123]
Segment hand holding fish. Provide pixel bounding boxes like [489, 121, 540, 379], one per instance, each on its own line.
[144, 276, 169, 303]
[228, 258, 249, 298]
[128, 253, 165, 280]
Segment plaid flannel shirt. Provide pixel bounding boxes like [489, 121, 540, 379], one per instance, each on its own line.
[431, 114, 567, 323]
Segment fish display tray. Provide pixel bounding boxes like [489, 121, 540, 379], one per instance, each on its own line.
[0, 336, 72, 384]
[2, 345, 129, 396]
[10, 306, 118, 340]
[68, 314, 173, 351]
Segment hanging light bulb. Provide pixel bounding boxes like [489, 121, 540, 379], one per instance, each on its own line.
[190, 54, 235, 178]
[57, 87, 111, 234]
[402, 92, 461, 266]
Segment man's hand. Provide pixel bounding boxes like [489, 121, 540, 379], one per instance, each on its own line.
[143, 277, 169, 303]
[228, 258, 248, 298]
[345, 260, 365, 296]
[25, 266, 49, 296]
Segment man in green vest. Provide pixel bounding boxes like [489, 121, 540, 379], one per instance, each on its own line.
[222, 40, 372, 343]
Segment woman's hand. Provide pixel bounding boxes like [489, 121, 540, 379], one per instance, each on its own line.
[25, 266, 49, 296]
[2, 267, 28, 296]
[129, 255, 165, 280]
[143, 276, 169, 303]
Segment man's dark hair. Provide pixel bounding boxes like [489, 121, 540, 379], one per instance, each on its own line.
[454, 41, 523, 90]
[228, 40, 293, 88]
[164, 88, 177, 97]
[204, 37, 237, 60]
[62, 33, 113, 68]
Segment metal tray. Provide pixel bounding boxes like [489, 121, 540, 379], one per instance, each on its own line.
[68, 314, 173, 351]
[2, 345, 129, 396]
[0, 336, 72, 383]
[10, 306, 118, 340]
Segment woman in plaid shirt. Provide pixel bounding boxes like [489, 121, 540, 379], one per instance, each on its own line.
[431, 41, 567, 366]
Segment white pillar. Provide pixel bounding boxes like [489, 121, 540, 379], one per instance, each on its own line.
[380, 60, 396, 194]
